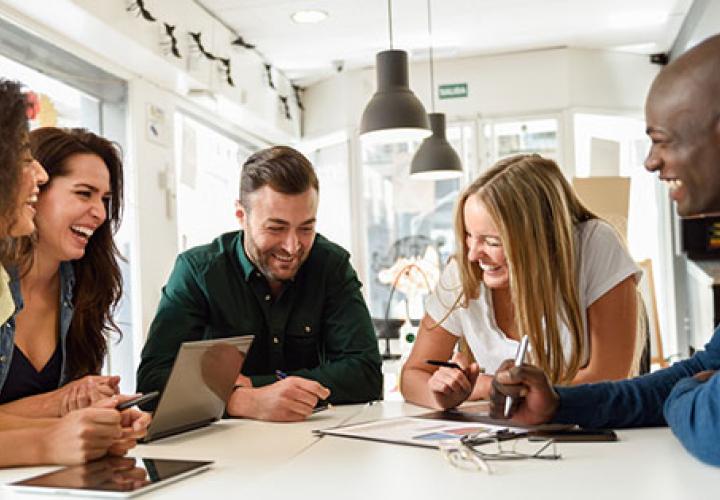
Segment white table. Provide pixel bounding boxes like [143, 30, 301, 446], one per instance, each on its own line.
[1, 402, 717, 500]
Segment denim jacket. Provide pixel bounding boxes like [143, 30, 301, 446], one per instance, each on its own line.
[0, 261, 75, 393]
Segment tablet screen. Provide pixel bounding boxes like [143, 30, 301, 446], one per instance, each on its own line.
[10, 457, 212, 498]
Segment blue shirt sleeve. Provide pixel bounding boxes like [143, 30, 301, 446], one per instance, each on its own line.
[664, 371, 720, 466]
[552, 326, 720, 429]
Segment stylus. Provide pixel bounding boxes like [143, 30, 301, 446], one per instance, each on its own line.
[117, 391, 160, 411]
[504, 335, 529, 418]
[425, 359, 462, 369]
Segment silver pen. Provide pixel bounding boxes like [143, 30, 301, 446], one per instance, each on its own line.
[504, 335, 529, 418]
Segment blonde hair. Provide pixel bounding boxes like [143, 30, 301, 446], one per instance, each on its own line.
[452, 154, 598, 384]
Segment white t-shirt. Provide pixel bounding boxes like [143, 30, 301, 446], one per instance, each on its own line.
[424, 220, 641, 374]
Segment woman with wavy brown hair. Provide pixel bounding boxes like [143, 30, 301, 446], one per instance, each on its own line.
[401, 154, 642, 409]
[0, 126, 126, 416]
[0, 81, 149, 466]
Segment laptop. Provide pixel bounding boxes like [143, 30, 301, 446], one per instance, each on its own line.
[142, 335, 253, 442]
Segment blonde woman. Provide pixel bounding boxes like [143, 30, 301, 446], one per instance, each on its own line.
[401, 154, 641, 410]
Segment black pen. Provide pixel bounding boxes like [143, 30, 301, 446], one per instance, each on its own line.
[426, 359, 462, 370]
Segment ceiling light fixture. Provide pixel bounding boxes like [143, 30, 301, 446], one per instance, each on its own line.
[291, 10, 328, 24]
[359, 0, 430, 142]
[410, 0, 463, 180]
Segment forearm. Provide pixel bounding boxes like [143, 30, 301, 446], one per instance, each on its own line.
[664, 374, 720, 466]
[555, 349, 720, 428]
[0, 390, 61, 418]
[226, 387, 260, 418]
[571, 361, 632, 385]
[553, 326, 720, 429]
[0, 410, 57, 430]
[400, 367, 443, 409]
[0, 427, 52, 466]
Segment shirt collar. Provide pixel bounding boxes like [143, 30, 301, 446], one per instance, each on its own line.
[236, 231, 256, 282]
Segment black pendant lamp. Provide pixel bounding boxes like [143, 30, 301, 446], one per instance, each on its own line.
[359, 0, 431, 142]
[410, 0, 463, 179]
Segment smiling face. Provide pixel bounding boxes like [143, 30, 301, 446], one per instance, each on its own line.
[8, 143, 48, 237]
[34, 153, 111, 263]
[236, 185, 318, 284]
[644, 43, 720, 217]
[463, 194, 509, 289]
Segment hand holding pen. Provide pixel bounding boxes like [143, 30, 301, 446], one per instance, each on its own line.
[489, 338, 561, 425]
[427, 352, 481, 410]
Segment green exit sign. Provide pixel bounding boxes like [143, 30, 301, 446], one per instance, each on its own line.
[438, 83, 468, 99]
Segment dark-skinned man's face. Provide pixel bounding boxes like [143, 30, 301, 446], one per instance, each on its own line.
[644, 80, 720, 216]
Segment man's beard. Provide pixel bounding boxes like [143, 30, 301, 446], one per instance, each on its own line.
[245, 234, 302, 284]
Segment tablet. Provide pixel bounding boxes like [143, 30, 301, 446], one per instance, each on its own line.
[7, 457, 212, 498]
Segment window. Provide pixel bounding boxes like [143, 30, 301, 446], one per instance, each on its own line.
[0, 40, 133, 390]
[360, 122, 475, 322]
[481, 117, 560, 168]
[174, 113, 256, 251]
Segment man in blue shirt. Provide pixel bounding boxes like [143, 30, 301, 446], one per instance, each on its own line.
[489, 33, 720, 466]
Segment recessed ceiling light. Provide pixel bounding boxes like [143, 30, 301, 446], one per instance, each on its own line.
[291, 10, 328, 24]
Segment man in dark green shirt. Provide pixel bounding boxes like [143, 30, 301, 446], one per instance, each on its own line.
[137, 146, 382, 421]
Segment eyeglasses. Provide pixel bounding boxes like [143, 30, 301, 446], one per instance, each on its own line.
[439, 430, 561, 473]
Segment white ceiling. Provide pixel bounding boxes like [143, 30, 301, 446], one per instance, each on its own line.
[199, 0, 694, 85]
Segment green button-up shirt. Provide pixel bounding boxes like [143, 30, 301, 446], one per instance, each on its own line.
[137, 231, 382, 405]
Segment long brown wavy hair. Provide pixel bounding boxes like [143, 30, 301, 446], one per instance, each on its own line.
[0, 79, 30, 261]
[26, 127, 124, 380]
[452, 154, 598, 384]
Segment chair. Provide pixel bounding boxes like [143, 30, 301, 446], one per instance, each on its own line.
[636, 259, 668, 368]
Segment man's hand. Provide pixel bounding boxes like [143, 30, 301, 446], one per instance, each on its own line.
[489, 359, 560, 425]
[58, 375, 121, 416]
[428, 352, 481, 409]
[227, 376, 330, 422]
[40, 406, 123, 464]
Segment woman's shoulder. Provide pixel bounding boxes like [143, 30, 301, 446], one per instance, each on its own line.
[437, 257, 463, 288]
[576, 218, 624, 247]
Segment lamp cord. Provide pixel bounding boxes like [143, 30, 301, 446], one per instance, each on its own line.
[388, 0, 394, 49]
[428, 0, 435, 112]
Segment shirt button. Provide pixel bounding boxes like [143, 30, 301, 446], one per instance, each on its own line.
[305, 326, 311, 333]
[273, 337, 279, 344]
[0, 355, 5, 363]
[264, 294, 271, 301]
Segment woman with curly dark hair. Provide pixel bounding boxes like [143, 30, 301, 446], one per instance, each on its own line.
[0, 80, 43, 259]
[0, 79, 149, 466]
[0, 127, 127, 417]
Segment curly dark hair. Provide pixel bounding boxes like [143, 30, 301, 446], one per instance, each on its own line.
[26, 127, 125, 380]
[0, 79, 30, 260]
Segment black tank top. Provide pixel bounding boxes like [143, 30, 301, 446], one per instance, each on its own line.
[0, 344, 61, 404]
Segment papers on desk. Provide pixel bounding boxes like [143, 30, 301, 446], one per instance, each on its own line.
[316, 415, 527, 449]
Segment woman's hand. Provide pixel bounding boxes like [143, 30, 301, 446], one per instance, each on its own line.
[95, 395, 152, 457]
[58, 375, 121, 416]
[428, 352, 481, 409]
[40, 405, 123, 464]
